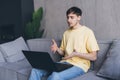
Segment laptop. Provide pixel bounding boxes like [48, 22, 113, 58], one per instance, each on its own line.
[22, 50, 73, 73]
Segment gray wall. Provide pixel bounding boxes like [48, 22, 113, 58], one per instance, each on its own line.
[34, 0, 120, 40]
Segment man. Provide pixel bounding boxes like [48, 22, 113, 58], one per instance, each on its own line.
[29, 6, 99, 80]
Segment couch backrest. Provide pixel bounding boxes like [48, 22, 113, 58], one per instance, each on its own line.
[27, 38, 112, 71]
[27, 38, 62, 62]
[94, 40, 112, 71]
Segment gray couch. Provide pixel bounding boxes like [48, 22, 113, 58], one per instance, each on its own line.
[0, 37, 119, 80]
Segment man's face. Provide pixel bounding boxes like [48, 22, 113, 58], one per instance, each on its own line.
[67, 13, 81, 28]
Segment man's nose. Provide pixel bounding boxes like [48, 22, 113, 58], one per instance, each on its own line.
[67, 18, 71, 22]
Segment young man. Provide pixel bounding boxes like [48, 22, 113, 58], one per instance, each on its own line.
[29, 6, 99, 80]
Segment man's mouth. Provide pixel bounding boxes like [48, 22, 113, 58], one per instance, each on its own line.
[68, 23, 72, 25]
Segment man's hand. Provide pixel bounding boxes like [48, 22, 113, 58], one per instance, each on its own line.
[63, 50, 98, 61]
[51, 39, 58, 53]
[62, 49, 79, 60]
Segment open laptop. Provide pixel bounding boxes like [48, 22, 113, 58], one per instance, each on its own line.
[23, 50, 73, 73]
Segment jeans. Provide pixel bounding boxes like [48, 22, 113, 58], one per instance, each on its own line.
[29, 63, 85, 80]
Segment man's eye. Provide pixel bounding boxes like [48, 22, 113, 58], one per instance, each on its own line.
[71, 17, 74, 19]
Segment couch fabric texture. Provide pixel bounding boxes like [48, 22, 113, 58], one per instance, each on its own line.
[0, 50, 5, 62]
[0, 37, 29, 62]
[0, 37, 119, 80]
[97, 40, 120, 80]
[0, 37, 31, 80]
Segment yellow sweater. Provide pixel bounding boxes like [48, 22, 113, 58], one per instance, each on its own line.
[60, 26, 99, 72]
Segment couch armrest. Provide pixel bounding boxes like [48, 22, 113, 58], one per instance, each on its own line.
[0, 62, 20, 80]
[0, 62, 30, 80]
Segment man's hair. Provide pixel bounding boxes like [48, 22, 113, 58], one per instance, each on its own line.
[66, 7, 82, 16]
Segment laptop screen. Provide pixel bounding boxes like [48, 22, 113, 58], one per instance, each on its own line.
[22, 50, 56, 72]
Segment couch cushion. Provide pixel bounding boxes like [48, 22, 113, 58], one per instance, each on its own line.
[0, 58, 32, 75]
[97, 40, 120, 80]
[0, 37, 29, 62]
[0, 51, 5, 62]
[15, 59, 32, 76]
[0, 59, 32, 80]
[27, 39, 62, 62]
[71, 71, 108, 80]
[94, 40, 112, 71]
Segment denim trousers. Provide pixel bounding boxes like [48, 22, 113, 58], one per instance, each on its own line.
[29, 63, 85, 80]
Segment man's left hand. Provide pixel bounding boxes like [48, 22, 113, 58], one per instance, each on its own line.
[62, 49, 79, 60]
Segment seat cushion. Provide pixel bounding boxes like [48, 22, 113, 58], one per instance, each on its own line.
[0, 59, 32, 75]
[0, 59, 32, 80]
[0, 37, 29, 62]
[97, 40, 120, 80]
[71, 71, 108, 80]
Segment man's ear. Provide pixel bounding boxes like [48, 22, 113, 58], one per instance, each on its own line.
[78, 16, 81, 21]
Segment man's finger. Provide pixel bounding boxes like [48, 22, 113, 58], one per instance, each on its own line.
[52, 39, 56, 44]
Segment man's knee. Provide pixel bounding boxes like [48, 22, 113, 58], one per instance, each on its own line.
[31, 68, 38, 75]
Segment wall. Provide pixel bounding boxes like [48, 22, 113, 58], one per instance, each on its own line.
[0, 0, 21, 36]
[0, 0, 34, 42]
[0, 0, 22, 43]
[21, 0, 34, 37]
[34, 0, 120, 40]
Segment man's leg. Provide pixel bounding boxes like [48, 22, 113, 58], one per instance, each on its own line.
[29, 68, 48, 80]
[47, 66, 85, 80]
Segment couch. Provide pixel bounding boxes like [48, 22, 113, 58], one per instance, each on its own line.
[0, 36, 119, 80]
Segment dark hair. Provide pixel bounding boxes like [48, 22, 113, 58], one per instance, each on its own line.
[66, 7, 82, 16]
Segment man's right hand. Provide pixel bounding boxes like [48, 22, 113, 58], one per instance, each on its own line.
[51, 39, 58, 53]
